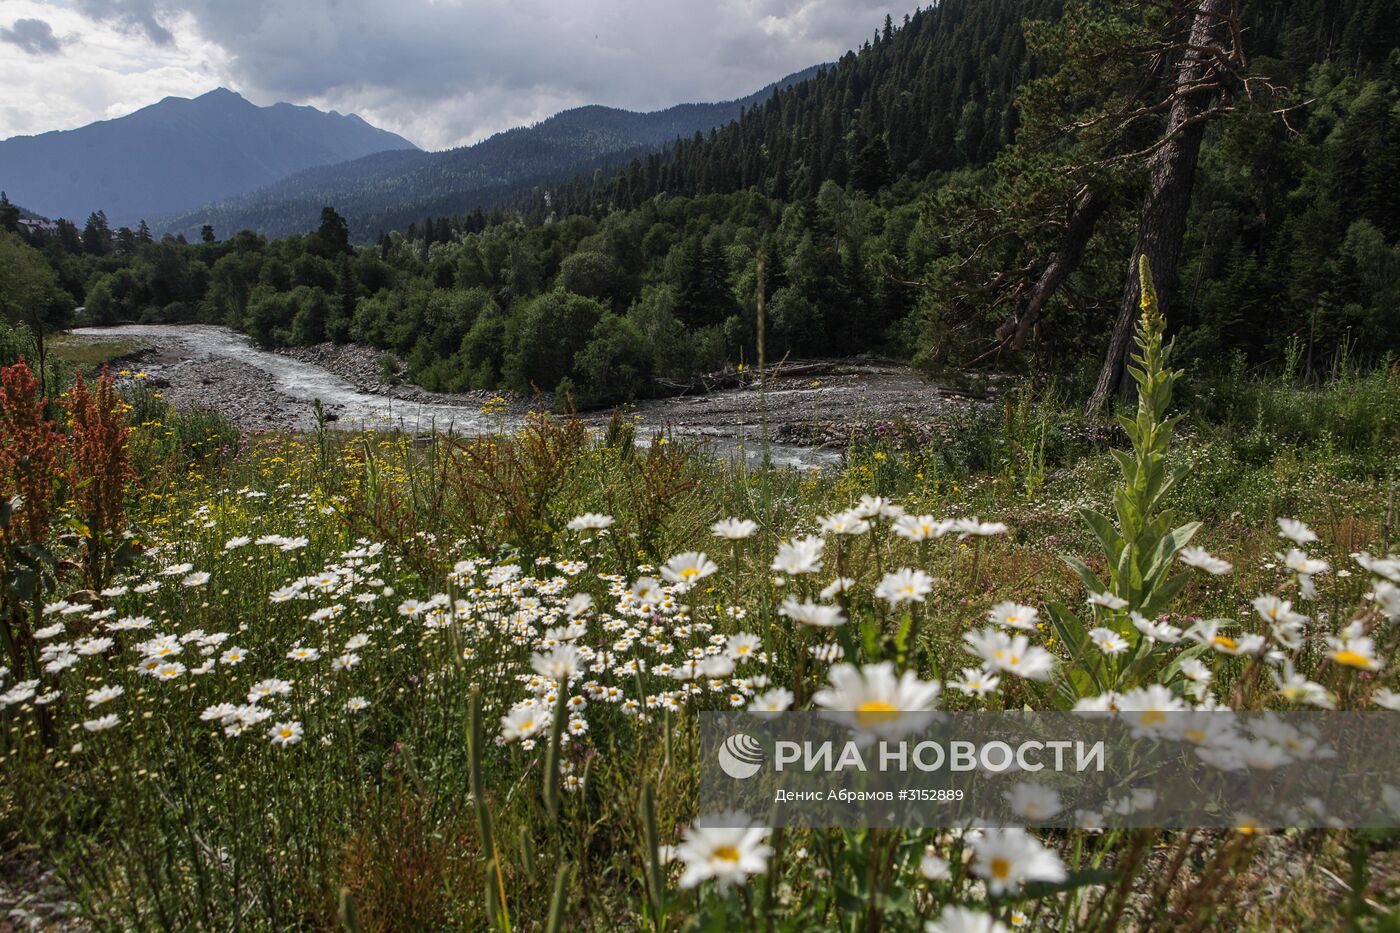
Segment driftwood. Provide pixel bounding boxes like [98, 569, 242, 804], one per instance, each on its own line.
[653, 356, 991, 401]
[654, 357, 832, 394]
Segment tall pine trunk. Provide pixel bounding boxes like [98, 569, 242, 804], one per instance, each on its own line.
[1086, 0, 1231, 412]
[998, 188, 1108, 351]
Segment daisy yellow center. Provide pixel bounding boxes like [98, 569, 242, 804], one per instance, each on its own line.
[855, 700, 901, 727]
[1332, 650, 1371, 669]
[989, 857, 1012, 880]
[682, 568, 699, 579]
[1184, 728, 1206, 743]
[713, 845, 742, 863]
[1212, 635, 1237, 650]
[521, 719, 536, 731]
[1141, 709, 1166, 726]
[279, 728, 293, 738]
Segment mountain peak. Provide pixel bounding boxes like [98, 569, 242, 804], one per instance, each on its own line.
[197, 87, 247, 103]
[0, 91, 417, 224]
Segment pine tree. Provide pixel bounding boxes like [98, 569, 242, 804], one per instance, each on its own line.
[0, 192, 18, 235]
[82, 211, 112, 255]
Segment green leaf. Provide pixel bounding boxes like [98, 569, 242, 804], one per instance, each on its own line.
[1115, 540, 1137, 601]
[861, 617, 881, 659]
[1022, 868, 1118, 899]
[1078, 508, 1124, 566]
[833, 881, 866, 913]
[17, 541, 57, 567]
[63, 517, 92, 540]
[1061, 554, 1106, 596]
[1140, 569, 1194, 617]
[1044, 601, 1103, 697]
[6, 567, 37, 599]
[1143, 521, 1201, 591]
[1157, 642, 1210, 686]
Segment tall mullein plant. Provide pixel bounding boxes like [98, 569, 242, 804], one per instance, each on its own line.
[1048, 257, 1203, 701]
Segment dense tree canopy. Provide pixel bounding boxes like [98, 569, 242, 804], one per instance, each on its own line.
[2, 0, 1396, 409]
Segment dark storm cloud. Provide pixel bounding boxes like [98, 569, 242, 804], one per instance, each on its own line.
[75, 0, 173, 45]
[1, 17, 63, 54]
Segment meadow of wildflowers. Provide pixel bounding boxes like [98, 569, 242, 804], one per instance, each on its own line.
[1, 265, 1399, 929]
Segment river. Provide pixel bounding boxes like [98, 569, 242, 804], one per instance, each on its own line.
[74, 324, 845, 470]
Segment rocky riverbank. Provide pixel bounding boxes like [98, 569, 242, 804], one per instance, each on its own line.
[106, 339, 317, 432]
[274, 340, 992, 444]
[69, 327, 991, 460]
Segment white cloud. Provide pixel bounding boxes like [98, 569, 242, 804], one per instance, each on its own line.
[0, 0, 910, 149]
[0, 1, 225, 138]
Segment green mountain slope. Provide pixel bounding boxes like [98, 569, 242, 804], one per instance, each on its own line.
[157, 67, 824, 241]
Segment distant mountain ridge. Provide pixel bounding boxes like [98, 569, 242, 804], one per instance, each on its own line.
[0, 88, 418, 226]
[157, 65, 826, 241]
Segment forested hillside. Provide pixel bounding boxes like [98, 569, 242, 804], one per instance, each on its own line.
[156, 67, 824, 242]
[3, 0, 1398, 412]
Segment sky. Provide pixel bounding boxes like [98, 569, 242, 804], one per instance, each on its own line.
[0, 0, 907, 151]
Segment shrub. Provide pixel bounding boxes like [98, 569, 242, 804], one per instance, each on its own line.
[574, 314, 653, 406]
[502, 288, 606, 394]
[556, 250, 625, 304]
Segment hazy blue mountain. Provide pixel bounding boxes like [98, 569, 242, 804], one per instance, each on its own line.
[0, 88, 418, 226]
[157, 66, 825, 241]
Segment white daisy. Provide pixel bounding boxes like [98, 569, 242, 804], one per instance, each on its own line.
[778, 597, 846, 628]
[1178, 546, 1232, 575]
[268, 721, 304, 746]
[82, 713, 120, 732]
[85, 685, 124, 708]
[660, 552, 720, 587]
[673, 816, 773, 888]
[771, 536, 825, 576]
[874, 568, 934, 605]
[711, 518, 758, 540]
[970, 828, 1067, 895]
[1277, 517, 1318, 545]
[812, 662, 941, 742]
[988, 601, 1038, 631]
